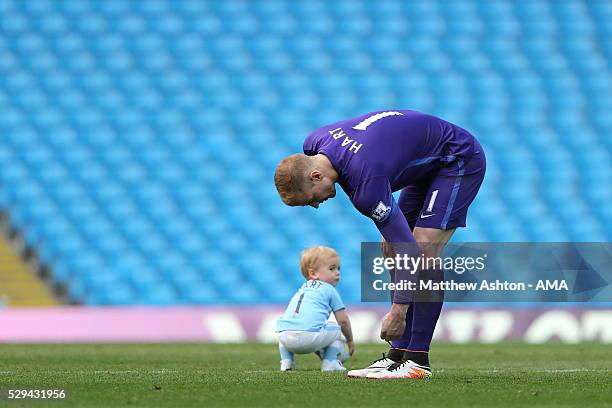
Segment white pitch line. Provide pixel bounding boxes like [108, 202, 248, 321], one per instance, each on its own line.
[536, 368, 610, 373]
[478, 368, 610, 374]
[94, 369, 179, 374]
[2, 368, 609, 375]
[0, 369, 180, 375]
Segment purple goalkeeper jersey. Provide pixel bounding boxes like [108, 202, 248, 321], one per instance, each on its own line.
[303, 110, 477, 243]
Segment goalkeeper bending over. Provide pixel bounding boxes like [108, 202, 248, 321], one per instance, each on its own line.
[275, 110, 486, 379]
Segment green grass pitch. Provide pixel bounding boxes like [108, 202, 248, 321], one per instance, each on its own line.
[0, 343, 610, 407]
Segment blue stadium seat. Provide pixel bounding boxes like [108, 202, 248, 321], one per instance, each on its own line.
[0, 0, 609, 305]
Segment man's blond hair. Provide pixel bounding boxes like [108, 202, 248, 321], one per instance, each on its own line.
[274, 154, 312, 206]
[299, 246, 339, 279]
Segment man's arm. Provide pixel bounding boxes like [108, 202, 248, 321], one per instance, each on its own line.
[353, 178, 423, 340]
[333, 309, 355, 356]
[353, 176, 416, 245]
[360, 198, 423, 305]
[378, 202, 415, 243]
[376, 206, 422, 339]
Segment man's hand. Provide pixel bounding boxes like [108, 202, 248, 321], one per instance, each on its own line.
[347, 340, 355, 356]
[380, 303, 409, 340]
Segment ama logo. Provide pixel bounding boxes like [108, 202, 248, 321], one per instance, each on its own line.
[536, 280, 569, 290]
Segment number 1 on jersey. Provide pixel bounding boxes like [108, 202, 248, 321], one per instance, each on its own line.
[294, 293, 305, 314]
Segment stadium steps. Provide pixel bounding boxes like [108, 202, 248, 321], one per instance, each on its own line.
[0, 234, 58, 307]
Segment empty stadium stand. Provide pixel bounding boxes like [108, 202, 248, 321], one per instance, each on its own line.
[0, 0, 610, 304]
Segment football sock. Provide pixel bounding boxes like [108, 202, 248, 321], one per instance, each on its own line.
[338, 350, 351, 362]
[322, 339, 344, 362]
[391, 302, 415, 349]
[278, 342, 294, 362]
[403, 350, 430, 367]
[407, 300, 443, 352]
[388, 262, 441, 361]
[386, 347, 406, 362]
[408, 267, 444, 352]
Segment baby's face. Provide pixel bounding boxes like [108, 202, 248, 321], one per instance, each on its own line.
[310, 255, 341, 286]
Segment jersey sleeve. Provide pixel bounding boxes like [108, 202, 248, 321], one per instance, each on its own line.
[303, 130, 319, 156]
[352, 176, 416, 243]
[353, 177, 419, 304]
[328, 286, 345, 312]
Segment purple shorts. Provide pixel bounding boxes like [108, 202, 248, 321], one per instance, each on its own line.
[398, 142, 486, 231]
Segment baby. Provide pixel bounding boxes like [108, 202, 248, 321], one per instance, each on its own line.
[276, 246, 355, 371]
